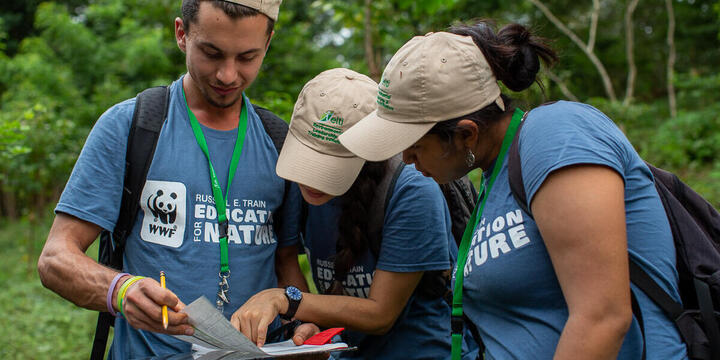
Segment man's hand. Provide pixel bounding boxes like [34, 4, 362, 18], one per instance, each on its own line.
[120, 277, 194, 336]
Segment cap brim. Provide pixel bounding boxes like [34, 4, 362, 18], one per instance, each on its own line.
[276, 132, 365, 196]
[338, 110, 436, 161]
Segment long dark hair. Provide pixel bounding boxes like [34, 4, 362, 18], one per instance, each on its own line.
[428, 20, 558, 143]
[326, 160, 387, 295]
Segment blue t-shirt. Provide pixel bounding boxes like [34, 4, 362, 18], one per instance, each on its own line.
[460, 101, 687, 359]
[56, 76, 302, 359]
[303, 165, 476, 359]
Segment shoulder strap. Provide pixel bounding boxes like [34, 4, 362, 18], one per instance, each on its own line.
[108, 86, 170, 266]
[507, 112, 531, 219]
[91, 86, 169, 360]
[253, 104, 288, 152]
[252, 104, 292, 238]
[367, 155, 405, 258]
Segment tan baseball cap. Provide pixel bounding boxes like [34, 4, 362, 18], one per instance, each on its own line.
[223, 0, 282, 21]
[338, 31, 505, 161]
[276, 68, 378, 196]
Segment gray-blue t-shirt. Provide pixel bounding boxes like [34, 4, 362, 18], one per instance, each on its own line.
[56, 77, 301, 359]
[303, 165, 477, 359]
[460, 101, 687, 359]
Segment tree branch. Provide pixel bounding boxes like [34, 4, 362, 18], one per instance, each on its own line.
[529, 0, 617, 101]
[588, 0, 600, 52]
[623, 0, 640, 106]
[665, 0, 677, 117]
[546, 70, 580, 102]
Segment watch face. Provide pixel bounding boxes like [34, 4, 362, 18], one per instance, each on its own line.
[286, 286, 302, 301]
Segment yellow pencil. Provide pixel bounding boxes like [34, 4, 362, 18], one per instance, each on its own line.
[160, 271, 168, 330]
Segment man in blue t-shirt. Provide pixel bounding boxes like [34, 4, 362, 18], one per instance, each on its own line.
[37, 1, 314, 358]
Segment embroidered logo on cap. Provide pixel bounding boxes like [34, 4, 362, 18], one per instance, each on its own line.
[376, 77, 394, 111]
[308, 110, 344, 144]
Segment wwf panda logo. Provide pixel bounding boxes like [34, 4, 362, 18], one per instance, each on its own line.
[147, 189, 178, 225]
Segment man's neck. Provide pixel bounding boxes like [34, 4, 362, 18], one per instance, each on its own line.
[183, 75, 242, 131]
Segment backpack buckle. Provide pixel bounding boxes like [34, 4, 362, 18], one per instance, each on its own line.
[451, 315, 464, 335]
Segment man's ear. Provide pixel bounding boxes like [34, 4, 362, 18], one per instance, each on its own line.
[175, 18, 187, 53]
[265, 30, 275, 52]
[456, 119, 480, 149]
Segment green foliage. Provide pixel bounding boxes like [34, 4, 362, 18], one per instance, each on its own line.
[0, 210, 99, 359]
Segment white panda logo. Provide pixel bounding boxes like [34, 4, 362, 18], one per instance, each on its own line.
[140, 180, 186, 248]
[147, 189, 178, 224]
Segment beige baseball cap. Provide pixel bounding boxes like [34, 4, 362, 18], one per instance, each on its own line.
[223, 0, 282, 21]
[276, 68, 378, 196]
[338, 31, 505, 161]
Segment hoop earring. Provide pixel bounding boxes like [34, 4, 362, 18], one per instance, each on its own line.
[465, 149, 476, 168]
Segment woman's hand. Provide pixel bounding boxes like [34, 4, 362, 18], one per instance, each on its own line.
[231, 288, 288, 346]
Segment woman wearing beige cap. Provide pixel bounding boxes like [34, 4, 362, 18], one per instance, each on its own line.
[338, 22, 687, 360]
[233, 68, 478, 359]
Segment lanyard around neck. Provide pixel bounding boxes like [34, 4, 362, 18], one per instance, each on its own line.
[183, 90, 248, 276]
[450, 108, 524, 360]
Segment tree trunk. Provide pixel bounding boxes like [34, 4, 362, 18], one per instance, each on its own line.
[665, 0, 677, 118]
[623, 0, 640, 106]
[2, 189, 18, 219]
[364, 0, 381, 82]
[529, 0, 617, 101]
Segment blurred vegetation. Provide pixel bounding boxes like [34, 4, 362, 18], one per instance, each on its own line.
[1, 0, 719, 357]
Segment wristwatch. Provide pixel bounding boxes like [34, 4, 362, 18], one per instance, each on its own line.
[280, 286, 302, 321]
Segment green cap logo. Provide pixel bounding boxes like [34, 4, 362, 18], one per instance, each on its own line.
[308, 110, 344, 144]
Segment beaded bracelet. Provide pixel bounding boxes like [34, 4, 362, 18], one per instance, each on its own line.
[107, 272, 129, 317]
[117, 276, 146, 318]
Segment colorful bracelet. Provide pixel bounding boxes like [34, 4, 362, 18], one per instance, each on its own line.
[107, 272, 130, 317]
[117, 276, 146, 318]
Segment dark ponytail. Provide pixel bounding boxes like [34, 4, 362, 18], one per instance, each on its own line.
[327, 160, 387, 295]
[449, 20, 557, 92]
[427, 21, 558, 146]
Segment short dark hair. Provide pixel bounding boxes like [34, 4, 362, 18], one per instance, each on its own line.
[181, 0, 275, 36]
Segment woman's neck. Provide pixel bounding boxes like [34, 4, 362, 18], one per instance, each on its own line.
[473, 112, 513, 172]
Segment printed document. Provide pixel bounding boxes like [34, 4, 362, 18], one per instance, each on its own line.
[175, 297, 351, 359]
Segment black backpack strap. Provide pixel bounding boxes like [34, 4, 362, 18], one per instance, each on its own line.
[507, 112, 532, 218]
[108, 86, 170, 265]
[629, 260, 685, 320]
[630, 288, 647, 360]
[91, 86, 169, 360]
[367, 155, 405, 258]
[253, 104, 292, 237]
[253, 104, 289, 152]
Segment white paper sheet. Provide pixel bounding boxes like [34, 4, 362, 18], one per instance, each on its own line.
[174, 297, 352, 360]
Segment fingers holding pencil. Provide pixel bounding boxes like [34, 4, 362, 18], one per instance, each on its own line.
[121, 276, 193, 335]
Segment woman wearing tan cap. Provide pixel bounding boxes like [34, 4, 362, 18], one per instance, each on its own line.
[338, 22, 687, 360]
[232, 68, 478, 359]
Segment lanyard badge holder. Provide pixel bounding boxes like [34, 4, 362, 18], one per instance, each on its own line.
[450, 109, 524, 360]
[185, 90, 249, 313]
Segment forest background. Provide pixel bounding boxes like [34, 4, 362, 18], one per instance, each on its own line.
[0, 0, 718, 358]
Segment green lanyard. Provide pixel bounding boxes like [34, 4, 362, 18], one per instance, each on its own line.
[183, 90, 248, 311]
[451, 108, 524, 360]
